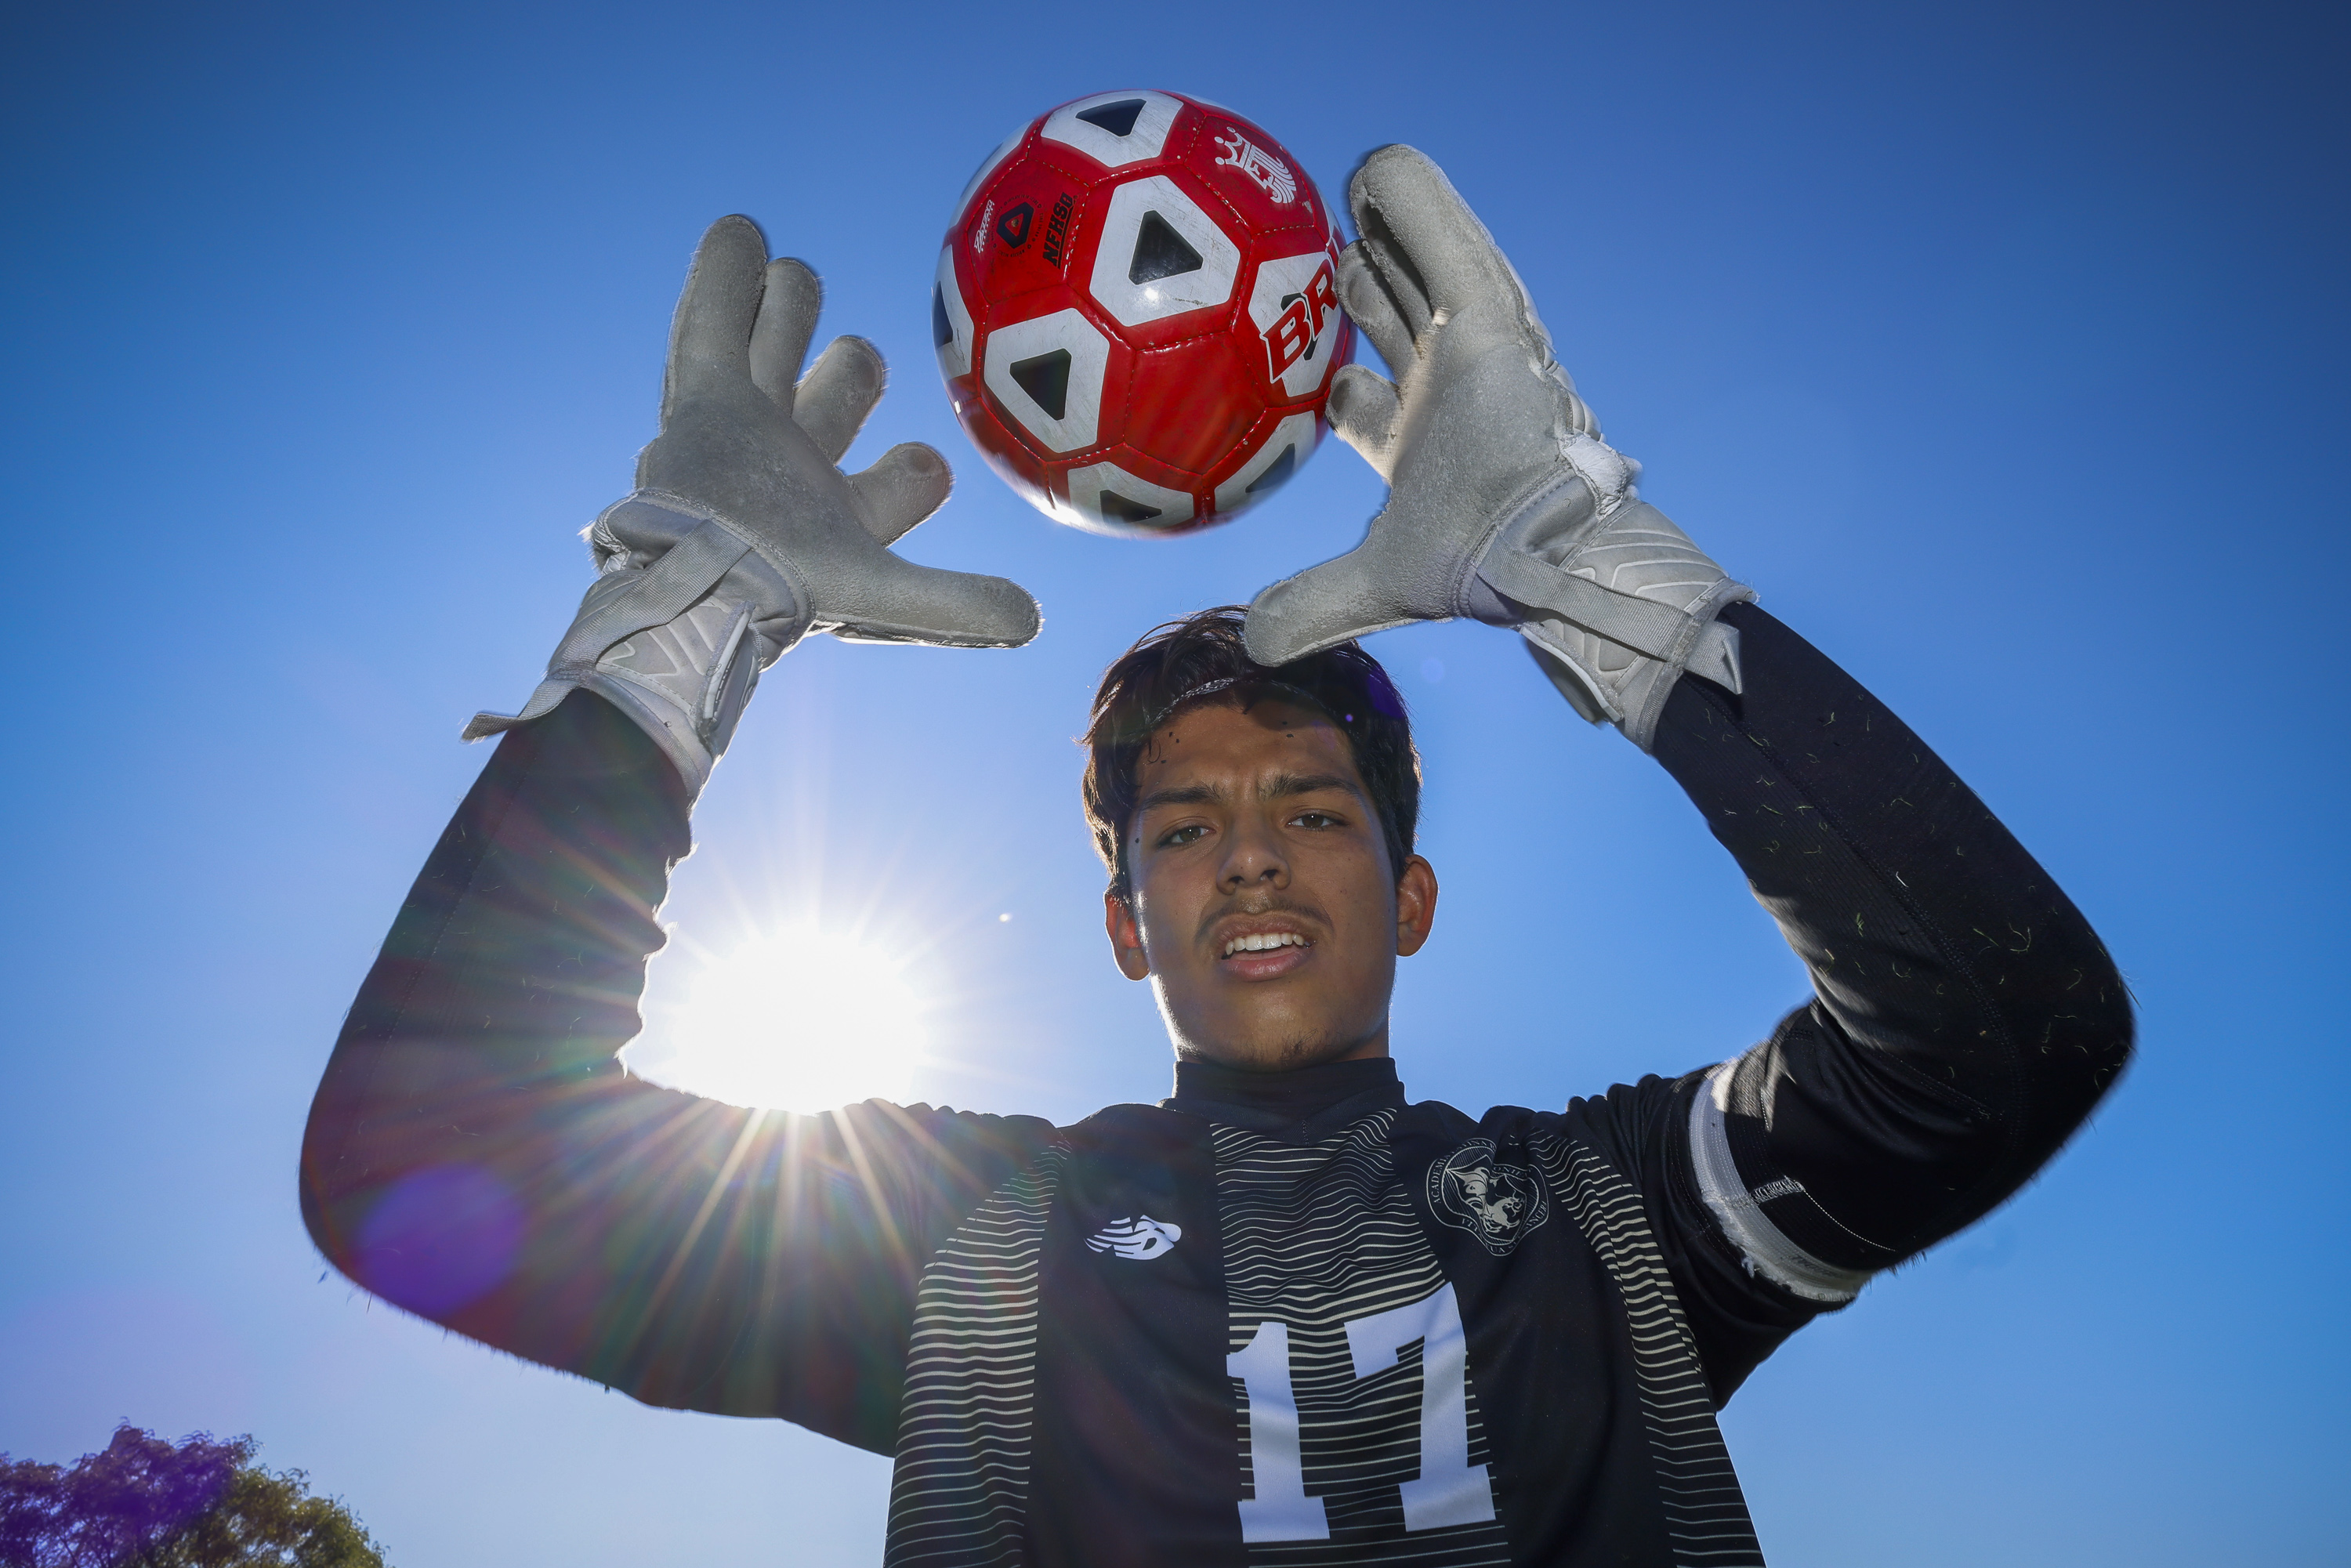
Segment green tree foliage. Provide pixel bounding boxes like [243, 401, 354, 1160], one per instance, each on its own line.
[0, 1425, 386, 1567]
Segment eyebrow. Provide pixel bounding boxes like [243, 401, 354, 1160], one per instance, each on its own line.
[1134, 771, 1364, 817]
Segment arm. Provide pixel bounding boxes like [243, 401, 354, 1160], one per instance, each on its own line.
[301, 688, 1056, 1448]
[300, 218, 1049, 1451]
[1659, 603, 2131, 1275]
[1245, 147, 2131, 1390]
[1634, 603, 2130, 1392]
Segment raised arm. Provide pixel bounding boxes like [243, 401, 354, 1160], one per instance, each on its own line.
[1246, 146, 2132, 1389]
[1643, 603, 2129, 1381]
[300, 218, 1054, 1451]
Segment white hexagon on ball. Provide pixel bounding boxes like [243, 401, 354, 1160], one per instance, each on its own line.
[1038, 89, 1183, 169]
[955, 122, 1029, 215]
[1213, 411, 1317, 516]
[932, 247, 973, 380]
[1088, 176, 1241, 329]
[1062, 461, 1196, 534]
[1248, 250, 1343, 399]
[982, 308, 1111, 453]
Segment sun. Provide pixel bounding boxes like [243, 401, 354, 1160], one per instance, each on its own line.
[651, 929, 929, 1114]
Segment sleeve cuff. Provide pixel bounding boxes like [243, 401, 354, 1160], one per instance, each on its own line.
[1688, 1061, 1872, 1305]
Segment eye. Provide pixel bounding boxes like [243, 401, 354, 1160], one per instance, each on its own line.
[1289, 810, 1342, 830]
[1157, 823, 1209, 848]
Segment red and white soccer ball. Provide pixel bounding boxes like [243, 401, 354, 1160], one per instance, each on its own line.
[933, 89, 1352, 538]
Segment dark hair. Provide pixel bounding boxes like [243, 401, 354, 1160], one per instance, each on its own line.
[1081, 607, 1420, 902]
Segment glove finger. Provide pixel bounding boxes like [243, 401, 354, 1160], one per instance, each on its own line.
[749, 259, 822, 415]
[1348, 145, 1531, 322]
[823, 551, 1042, 648]
[795, 335, 888, 465]
[848, 441, 952, 545]
[663, 216, 770, 424]
[1244, 545, 1418, 667]
[1346, 236, 1435, 354]
[1324, 364, 1401, 480]
[1336, 242, 1418, 372]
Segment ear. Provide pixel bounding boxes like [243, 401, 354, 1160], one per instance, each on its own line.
[1104, 892, 1152, 980]
[1394, 855, 1439, 958]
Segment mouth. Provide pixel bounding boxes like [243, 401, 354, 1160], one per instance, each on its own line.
[1215, 923, 1314, 980]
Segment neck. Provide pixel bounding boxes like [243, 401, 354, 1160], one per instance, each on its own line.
[1162, 1054, 1404, 1139]
[1172, 1023, 1390, 1074]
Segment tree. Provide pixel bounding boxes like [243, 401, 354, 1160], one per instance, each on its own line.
[0, 1425, 386, 1567]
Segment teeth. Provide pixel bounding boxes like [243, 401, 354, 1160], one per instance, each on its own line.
[1223, 932, 1306, 958]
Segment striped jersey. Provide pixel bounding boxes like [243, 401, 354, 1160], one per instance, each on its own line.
[884, 1060, 1798, 1568]
[302, 606, 2133, 1568]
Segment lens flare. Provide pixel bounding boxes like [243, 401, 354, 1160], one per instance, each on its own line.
[650, 929, 927, 1113]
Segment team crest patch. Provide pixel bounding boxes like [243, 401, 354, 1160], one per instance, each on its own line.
[1426, 1140, 1550, 1255]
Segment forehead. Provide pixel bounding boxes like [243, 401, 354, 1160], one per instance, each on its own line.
[1136, 698, 1360, 788]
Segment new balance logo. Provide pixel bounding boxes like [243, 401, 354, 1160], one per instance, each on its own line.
[1084, 1215, 1182, 1260]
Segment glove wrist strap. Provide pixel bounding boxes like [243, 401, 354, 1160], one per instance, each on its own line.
[462, 494, 811, 798]
[1473, 471, 1754, 752]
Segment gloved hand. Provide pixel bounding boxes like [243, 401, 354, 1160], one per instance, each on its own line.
[1242, 147, 1749, 751]
[467, 215, 1040, 795]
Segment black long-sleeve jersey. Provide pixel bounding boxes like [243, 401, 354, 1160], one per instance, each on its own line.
[300, 606, 2132, 1566]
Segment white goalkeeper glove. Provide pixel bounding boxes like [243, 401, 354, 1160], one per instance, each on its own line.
[468, 215, 1040, 795]
[1243, 147, 1748, 751]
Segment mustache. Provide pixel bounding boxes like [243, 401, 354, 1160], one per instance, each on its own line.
[1194, 894, 1329, 947]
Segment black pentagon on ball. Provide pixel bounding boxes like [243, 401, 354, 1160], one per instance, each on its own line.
[1096, 491, 1164, 525]
[1074, 98, 1147, 137]
[1008, 349, 1072, 421]
[1128, 212, 1203, 285]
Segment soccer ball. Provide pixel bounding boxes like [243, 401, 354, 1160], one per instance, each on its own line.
[933, 89, 1352, 538]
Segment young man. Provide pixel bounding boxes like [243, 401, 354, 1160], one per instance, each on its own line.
[302, 147, 2131, 1566]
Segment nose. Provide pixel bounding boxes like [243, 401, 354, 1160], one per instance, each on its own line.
[1217, 810, 1291, 895]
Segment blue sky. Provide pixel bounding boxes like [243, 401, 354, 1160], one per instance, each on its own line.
[2, 1, 2345, 1562]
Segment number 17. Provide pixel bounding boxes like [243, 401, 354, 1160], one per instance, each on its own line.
[1227, 1282, 1497, 1544]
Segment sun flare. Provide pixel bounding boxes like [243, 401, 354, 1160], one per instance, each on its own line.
[655, 929, 928, 1114]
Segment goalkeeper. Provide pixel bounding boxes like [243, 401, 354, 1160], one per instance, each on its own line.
[302, 147, 2131, 1567]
